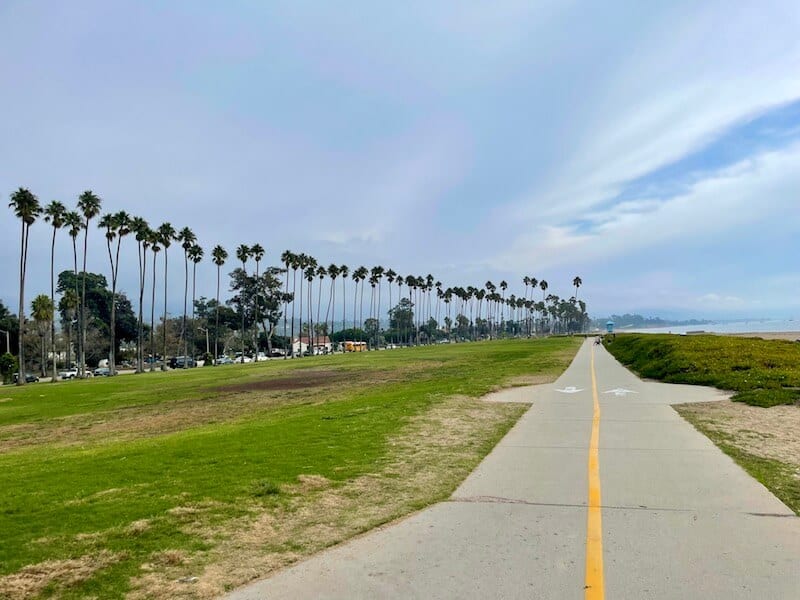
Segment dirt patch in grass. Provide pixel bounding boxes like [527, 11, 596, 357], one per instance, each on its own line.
[127, 395, 526, 599]
[675, 400, 800, 465]
[214, 370, 346, 393]
[0, 368, 418, 454]
[0, 550, 123, 599]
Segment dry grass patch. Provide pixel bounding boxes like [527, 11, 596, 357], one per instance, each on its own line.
[127, 395, 526, 599]
[676, 400, 800, 465]
[0, 550, 123, 600]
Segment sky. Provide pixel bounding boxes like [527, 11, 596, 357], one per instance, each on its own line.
[2, 0, 799, 320]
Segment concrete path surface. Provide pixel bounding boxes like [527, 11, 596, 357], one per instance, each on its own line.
[226, 340, 800, 599]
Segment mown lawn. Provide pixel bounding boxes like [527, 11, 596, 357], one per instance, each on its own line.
[0, 338, 580, 599]
[604, 334, 800, 406]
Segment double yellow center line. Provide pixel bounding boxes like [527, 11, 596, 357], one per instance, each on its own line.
[585, 345, 605, 598]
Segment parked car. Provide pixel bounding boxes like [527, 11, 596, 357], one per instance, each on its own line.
[169, 356, 197, 369]
[13, 372, 39, 383]
[215, 356, 234, 365]
[233, 353, 253, 363]
[58, 367, 79, 380]
[93, 367, 111, 377]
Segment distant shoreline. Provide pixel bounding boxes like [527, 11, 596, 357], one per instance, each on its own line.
[723, 331, 800, 341]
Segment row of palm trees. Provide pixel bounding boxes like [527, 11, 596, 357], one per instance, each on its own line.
[9, 186, 587, 385]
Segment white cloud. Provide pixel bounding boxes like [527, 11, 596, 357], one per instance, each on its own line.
[490, 141, 800, 272]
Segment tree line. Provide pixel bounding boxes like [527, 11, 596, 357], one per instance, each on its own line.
[8, 187, 588, 385]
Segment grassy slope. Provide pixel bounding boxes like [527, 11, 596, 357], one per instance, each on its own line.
[0, 338, 579, 598]
[604, 334, 800, 406]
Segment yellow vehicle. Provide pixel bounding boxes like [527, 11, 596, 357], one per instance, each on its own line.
[344, 341, 367, 352]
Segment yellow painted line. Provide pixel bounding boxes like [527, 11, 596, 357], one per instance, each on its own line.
[585, 344, 605, 599]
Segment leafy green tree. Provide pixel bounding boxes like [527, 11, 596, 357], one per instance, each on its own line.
[228, 266, 290, 355]
[9, 187, 42, 383]
[0, 300, 19, 356]
[58, 289, 78, 368]
[388, 298, 414, 343]
[0, 353, 18, 385]
[57, 271, 137, 366]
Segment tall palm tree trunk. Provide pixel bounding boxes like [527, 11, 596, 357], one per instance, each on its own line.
[182, 251, 189, 367]
[49, 227, 58, 381]
[136, 242, 146, 373]
[215, 265, 221, 363]
[191, 261, 197, 362]
[291, 268, 297, 357]
[17, 220, 27, 385]
[150, 251, 157, 372]
[162, 250, 169, 370]
[72, 238, 80, 370]
[80, 224, 90, 377]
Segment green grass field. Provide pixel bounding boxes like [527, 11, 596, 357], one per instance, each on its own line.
[0, 338, 580, 599]
[604, 334, 800, 406]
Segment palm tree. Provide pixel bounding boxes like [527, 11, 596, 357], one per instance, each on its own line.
[148, 231, 161, 372]
[178, 227, 197, 365]
[280, 250, 293, 357]
[499, 281, 508, 335]
[43, 200, 66, 381]
[250, 244, 265, 360]
[339, 264, 349, 345]
[539, 279, 548, 336]
[314, 265, 326, 350]
[396, 275, 405, 342]
[64, 211, 83, 369]
[31, 294, 54, 376]
[188, 244, 203, 362]
[100, 211, 130, 375]
[236, 244, 250, 362]
[528, 278, 538, 335]
[325, 264, 339, 347]
[211, 245, 228, 364]
[9, 188, 42, 384]
[295, 254, 305, 357]
[353, 267, 368, 343]
[77, 190, 102, 377]
[130, 217, 151, 372]
[385, 269, 396, 344]
[157, 223, 176, 369]
[573, 276, 582, 301]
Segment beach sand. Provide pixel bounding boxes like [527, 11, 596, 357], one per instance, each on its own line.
[724, 331, 800, 341]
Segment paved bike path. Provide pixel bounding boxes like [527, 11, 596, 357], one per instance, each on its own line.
[227, 340, 800, 599]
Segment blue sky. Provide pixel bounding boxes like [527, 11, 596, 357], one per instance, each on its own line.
[2, 1, 800, 319]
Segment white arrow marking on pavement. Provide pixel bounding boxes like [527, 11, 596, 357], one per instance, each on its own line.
[603, 388, 638, 396]
[555, 386, 584, 394]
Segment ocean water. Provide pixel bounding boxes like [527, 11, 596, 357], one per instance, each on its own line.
[623, 319, 800, 335]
